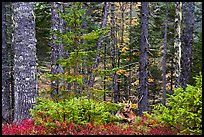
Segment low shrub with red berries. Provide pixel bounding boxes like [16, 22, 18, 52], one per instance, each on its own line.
[2, 119, 47, 135]
[2, 116, 181, 135]
[2, 119, 133, 135]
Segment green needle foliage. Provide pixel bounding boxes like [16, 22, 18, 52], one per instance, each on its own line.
[45, 2, 109, 100]
[30, 96, 121, 128]
[152, 73, 202, 135]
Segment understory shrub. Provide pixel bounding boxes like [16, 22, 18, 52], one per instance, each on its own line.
[2, 119, 133, 135]
[2, 117, 178, 135]
[152, 74, 202, 135]
[2, 119, 47, 135]
[131, 115, 177, 135]
[30, 96, 121, 128]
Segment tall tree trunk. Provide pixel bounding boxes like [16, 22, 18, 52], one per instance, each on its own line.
[162, 2, 168, 106]
[63, 2, 71, 91]
[180, 2, 194, 89]
[180, 2, 187, 89]
[89, 2, 110, 87]
[174, 2, 182, 88]
[58, 3, 64, 63]
[6, 2, 15, 122]
[13, 2, 37, 123]
[2, 2, 11, 123]
[170, 57, 173, 95]
[138, 2, 149, 115]
[110, 2, 119, 103]
[119, 2, 125, 99]
[50, 2, 64, 97]
[58, 2, 64, 92]
[50, 2, 59, 96]
[103, 42, 107, 101]
[127, 3, 133, 97]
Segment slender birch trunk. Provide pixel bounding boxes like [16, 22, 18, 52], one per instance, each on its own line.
[174, 2, 182, 88]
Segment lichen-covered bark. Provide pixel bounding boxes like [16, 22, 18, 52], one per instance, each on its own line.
[50, 2, 64, 97]
[58, 2, 64, 91]
[13, 2, 37, 123]
[138, 2, 149, 116]
[180, 2, 194, 89]
[174, 2, 182, 88]
[2, 2, 11, 123]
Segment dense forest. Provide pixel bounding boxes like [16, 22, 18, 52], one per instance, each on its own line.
[2, 2, 202, 135]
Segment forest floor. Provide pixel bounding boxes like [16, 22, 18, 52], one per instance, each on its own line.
[2, 117, 182, 135]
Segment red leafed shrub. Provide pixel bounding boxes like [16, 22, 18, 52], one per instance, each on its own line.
[148, 125, 177, 135]
[2, 119, 134, 135]
[46, 121, 134, 135]
[87, 122, 133, 135]
[130, 115, 178, 135]
[2, 117, 179, 135]
[2, 118, 46, 135]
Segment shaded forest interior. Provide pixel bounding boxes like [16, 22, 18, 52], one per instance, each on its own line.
[36, 2, 202, 107]
[2, 2, 202, 135]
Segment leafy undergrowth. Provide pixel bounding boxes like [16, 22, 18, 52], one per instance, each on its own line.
[2, 116, 181, 135]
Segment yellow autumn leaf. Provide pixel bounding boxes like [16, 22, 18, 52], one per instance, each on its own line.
[116, 69, 126, 75]
[106, 76, 112, 81]
[132, 18, 139, 26]
[132, 103, 138, 109]
[131, 80, 139, 86]
[117, 43, 123, 48]
[117, 79, 122, 83]
[121, 47, 129, 54]
[124, 72, 129, 77]
[115, 2, 120, 7]
[148, 78, 154, 83]
[103, 79, 110, 82]
[123, 30, 129, 35]
[123, 37, 130, 42]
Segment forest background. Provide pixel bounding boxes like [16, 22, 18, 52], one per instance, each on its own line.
[2, 2, 202, 135]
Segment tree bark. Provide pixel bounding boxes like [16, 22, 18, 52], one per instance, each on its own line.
[162, 2, 168, 106]
[127, 3, 133, 97]
[7, 2, 15, 122]
[58, 3, 64, 61]
[13, 2, 37, 123]
[174, 2, 182, 88]
[63, 2, 71, 91]
[2, 2, 11, 123]
[110, 2, 119, 103]
[180, 2, 194, 89]
[50, 2, 64, 97]
[58, 2, 65, 92]
[138, 2, 149, 115]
